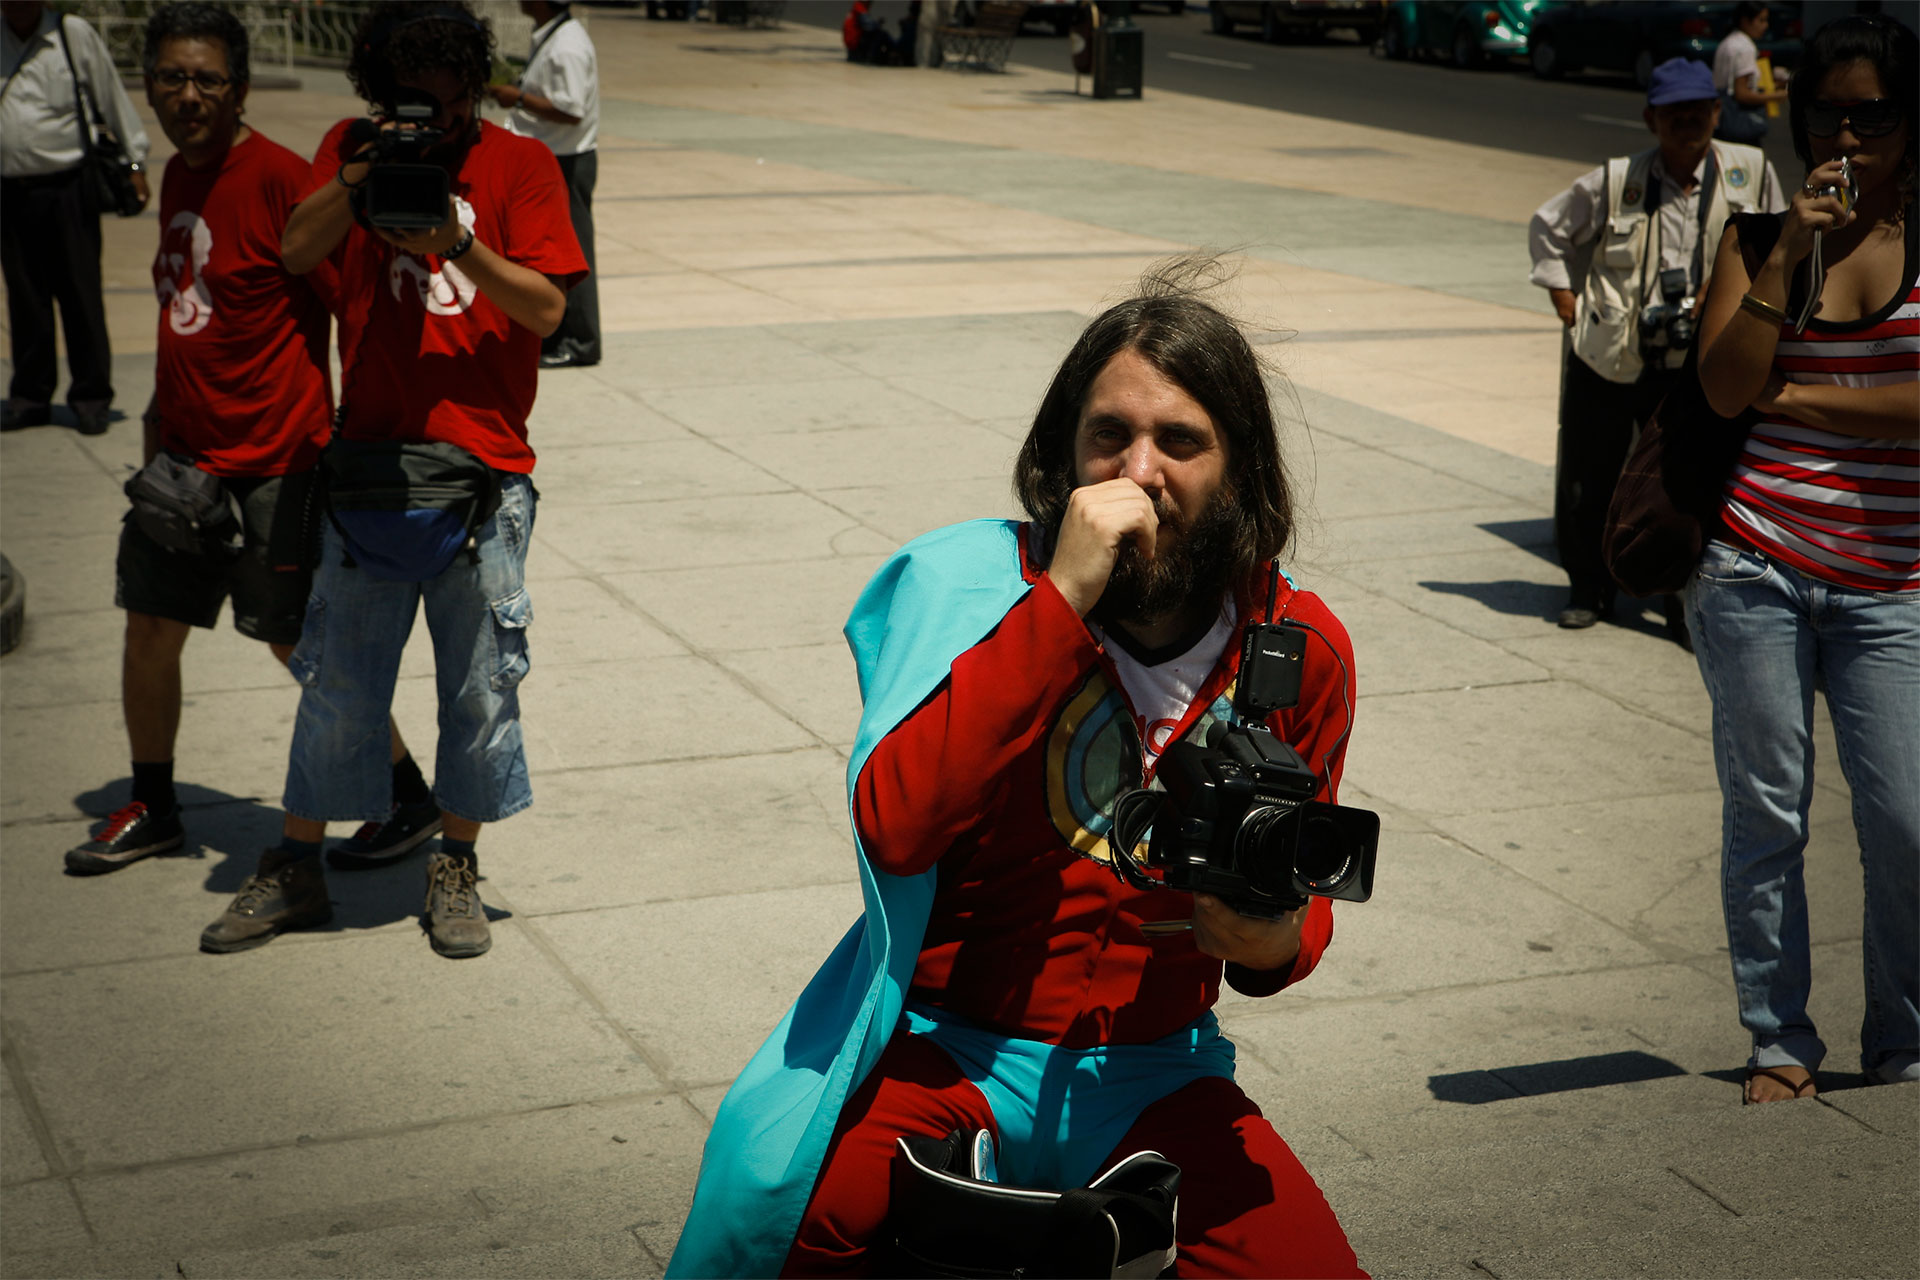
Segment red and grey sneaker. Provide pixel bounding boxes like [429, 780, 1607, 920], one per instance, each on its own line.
[64, 801, 186, 875]
[326, 798, 443, 870]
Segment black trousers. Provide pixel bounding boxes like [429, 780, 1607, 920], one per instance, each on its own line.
[1555, 350, 1682, 605]
[1, 166, 113, 407]
[549, 149, 601, 364]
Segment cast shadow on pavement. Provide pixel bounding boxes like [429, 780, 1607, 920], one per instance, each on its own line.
[1430, 1051, 1872, 1103]
[71, 780, 513, 933]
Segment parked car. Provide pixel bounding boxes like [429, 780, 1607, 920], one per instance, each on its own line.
[1379, 1, 1540, 67]
[1527, 1, 1802, 87]
[1210, 1, 1388, 43]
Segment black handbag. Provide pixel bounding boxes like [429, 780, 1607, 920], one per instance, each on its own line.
[1603, 213, 1791, 597]
[321, 437, 502, 582]
[55, 17, 142, 219]
[125, 452, 238, 557]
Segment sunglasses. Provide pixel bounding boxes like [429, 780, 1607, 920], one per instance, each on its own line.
[1804, 98, 1904, 138]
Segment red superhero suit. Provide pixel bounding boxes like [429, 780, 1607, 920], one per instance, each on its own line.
[784, 525, 1368, 1279]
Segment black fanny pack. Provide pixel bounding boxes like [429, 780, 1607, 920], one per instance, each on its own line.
[125, 452, 238, 556]
[321, 438, 502, 582]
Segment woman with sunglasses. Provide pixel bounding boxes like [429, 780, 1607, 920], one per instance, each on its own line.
[1694, 14, 1919, 1106]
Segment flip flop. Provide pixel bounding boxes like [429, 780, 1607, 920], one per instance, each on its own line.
[1744, 1065, 1817, 1105]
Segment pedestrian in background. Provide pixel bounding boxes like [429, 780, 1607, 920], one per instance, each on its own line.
[1692, 13, 1918, 1104]
[0, 0, 149, 434]
[489, 0, 600, 369]
[1714, 2, 1789, 145]
[1528, 57, 1784, 634]
[62, 4, 337, 876]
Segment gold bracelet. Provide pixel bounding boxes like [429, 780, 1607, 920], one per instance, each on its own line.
[1740, 292, 1788, 324]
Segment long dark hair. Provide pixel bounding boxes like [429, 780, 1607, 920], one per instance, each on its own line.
[1788, 14, 1918, 211]
[1013, 260, 1295, 586]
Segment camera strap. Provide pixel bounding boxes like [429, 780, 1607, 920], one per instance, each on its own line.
[1639, 149, 1720, 299]
[522, 10, 573, 79]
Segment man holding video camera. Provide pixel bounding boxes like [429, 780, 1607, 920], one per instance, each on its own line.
[198, 0, 584, 959]
[671, 273, 1369, 1279]
[1529, 57, 1783, 635]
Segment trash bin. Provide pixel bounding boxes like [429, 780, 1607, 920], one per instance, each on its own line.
[1092, 15, 1143, 99]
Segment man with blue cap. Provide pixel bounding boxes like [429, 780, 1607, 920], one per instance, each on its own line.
[1529, 57, 1785, 636]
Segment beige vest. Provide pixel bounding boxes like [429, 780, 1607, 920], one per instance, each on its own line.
[1571, 140, 1772, 384]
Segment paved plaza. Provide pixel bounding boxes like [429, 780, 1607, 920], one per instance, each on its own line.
[1, 11, 1913, 1278]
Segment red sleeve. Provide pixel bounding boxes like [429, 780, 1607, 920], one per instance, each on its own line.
[1226, 589, 1356, 997]
[853, 574, 1101, 877]
[501, 134, 587, 288]
[305, 118, 358, 203]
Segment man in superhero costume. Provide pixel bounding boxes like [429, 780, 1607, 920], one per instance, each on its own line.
[671, 277, 1368, 1279]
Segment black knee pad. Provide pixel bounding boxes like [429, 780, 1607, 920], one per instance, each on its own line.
[886, 1128, 1180, 1278]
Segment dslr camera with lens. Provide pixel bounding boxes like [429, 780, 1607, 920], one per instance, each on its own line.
[1637, 266, 1697, 363]
[1107, 571, 1380, 920]
[346, 96, 452, 232]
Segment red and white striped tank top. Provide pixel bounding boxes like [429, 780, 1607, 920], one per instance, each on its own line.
[1721, 267, 1920, 592]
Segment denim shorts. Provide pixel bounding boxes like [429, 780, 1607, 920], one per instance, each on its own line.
[115, 470, 315, 646]
[282, 473, 535, 825]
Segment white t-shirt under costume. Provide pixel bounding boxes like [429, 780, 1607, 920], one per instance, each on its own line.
[1095, 602, 1238, 772]
[506, 11, 598, 156]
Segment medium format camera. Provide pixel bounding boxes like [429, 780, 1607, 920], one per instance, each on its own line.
[1637, 265, 1697, 362]
[1146, 722, 1379, 919]
[347, 100, 452, 232]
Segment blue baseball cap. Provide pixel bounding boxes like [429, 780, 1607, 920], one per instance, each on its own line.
[1646, 57, 1718, 106]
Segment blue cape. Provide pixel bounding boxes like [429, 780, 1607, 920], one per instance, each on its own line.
[666, 519, 1033, 1279]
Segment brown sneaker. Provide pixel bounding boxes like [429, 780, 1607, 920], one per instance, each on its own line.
[424, 852, 490, 959]
[200, 849, 333, 953]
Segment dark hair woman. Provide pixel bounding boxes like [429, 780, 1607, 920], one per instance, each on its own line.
[1693, 14, 1919, 1105]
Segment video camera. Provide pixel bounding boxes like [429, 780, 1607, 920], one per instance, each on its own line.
[1637, 266, 1697, 363]
[346, 99, 452, 232]
[1107, 567, 1380, 921]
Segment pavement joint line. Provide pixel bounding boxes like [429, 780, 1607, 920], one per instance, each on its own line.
[1417, 829, 1670, 959]
[0, 1023, 74, 1182]
[511, 876, 861, 922]
[597, 187, 928, 201]
[0, 1088, 693, 1188]
[1668, 1166, 1744, 1217]
[1817, 1096, 1889, 1135]
[723, 248, 1167, 272]
[1257, 325, 1554, 345]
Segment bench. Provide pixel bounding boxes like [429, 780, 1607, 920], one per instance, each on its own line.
[934, 1, 1028, 71]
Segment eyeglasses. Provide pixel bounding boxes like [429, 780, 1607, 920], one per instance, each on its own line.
[1804, 98, 1904, 138]
[151, 69, 235, 95]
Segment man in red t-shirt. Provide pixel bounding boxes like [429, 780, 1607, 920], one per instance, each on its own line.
[672, 284, 1367, 1279]
[63, 5, 334, 876]
[199, 1, 585, 961]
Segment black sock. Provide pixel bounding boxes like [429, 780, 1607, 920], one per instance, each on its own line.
[131, 761, 177, 814]
[277, 836, 323, 860]
[440, 837, 476, 869]
[392, 752, 431, 806]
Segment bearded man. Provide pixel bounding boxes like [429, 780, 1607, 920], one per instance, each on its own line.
[669, 278, 1369, 1279]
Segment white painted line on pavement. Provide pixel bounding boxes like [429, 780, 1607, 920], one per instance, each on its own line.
[1168, 51, 1255, 70]
[1580, 113, 1647, 129]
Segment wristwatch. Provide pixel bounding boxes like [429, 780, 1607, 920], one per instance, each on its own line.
[443, 228, 476, 261]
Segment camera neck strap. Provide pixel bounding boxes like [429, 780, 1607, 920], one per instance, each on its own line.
[1637, 147, 1720, 301]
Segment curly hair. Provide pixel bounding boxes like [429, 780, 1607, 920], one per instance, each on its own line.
[1013, 257, 1296, 586]
[143, 2, 250, 87]
[347, 1, 494, 112]
[1788, 14, 1917, 213]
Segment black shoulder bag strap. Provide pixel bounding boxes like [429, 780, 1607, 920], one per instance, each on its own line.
[52, 16, 99, 161]
[519, 11, 573, 84]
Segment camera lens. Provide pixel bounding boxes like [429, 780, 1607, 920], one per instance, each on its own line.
[1293, 813, 1356, 894]
[1234, 805, 1298, 898]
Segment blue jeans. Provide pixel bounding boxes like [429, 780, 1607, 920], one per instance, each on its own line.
[283, 474, 535, 825]
[1686, 540, 1920, 1082]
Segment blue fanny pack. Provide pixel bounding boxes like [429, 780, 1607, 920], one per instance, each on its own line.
[321, 438, 501, 582]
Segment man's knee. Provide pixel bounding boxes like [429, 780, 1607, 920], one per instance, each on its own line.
[124, 611, 191, 667]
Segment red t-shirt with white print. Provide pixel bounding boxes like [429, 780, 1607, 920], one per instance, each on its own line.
[307, 118, 587, 473]
[151, 130, 335, 477]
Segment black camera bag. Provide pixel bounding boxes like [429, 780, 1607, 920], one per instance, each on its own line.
[321, 438, 501, 582]
[124, 452, 238, 557]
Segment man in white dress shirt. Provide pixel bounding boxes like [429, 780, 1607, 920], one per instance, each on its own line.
[488, 0, 599, 368]
[1, 0, 150, 433]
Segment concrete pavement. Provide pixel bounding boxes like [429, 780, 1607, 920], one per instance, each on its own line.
[2, 11, 1913, 1278]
